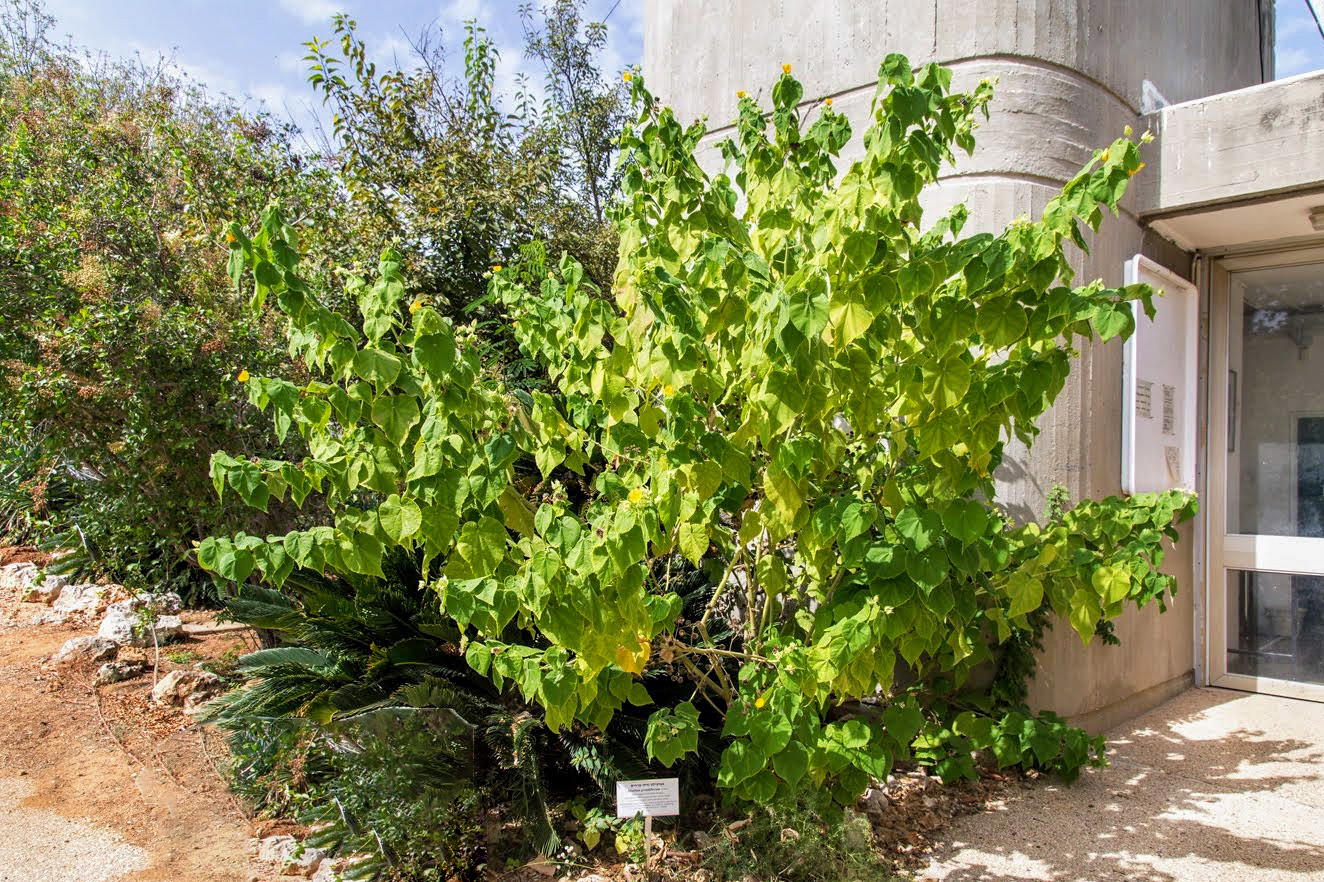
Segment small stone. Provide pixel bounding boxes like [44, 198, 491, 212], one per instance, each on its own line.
[525, 856, 557, 877]
[149, 669, 226, 713]
[53, 584, 108, 616]
[692, 829, 717, 849]
[95, 659, 148, 685]
[861, 786, 891, 816]
[578, 875, 611, 882]
[52, 636, 118, 666]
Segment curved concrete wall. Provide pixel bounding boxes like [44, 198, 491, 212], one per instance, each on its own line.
[644, 0, 1266, 727]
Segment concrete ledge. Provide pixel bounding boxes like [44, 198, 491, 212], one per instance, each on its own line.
[1143, 69, 1324, 217]
[1066, 670, 1195, 735]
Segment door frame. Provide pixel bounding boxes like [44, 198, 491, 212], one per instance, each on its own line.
[1205, 245, 1324, 702]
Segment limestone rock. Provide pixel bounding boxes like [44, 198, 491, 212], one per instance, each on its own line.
[149, 669, 225, 714]
[52, 636, 118, 666]
[285, 846, 328, 878]
[21, 572, 69, 604]
[310, 861, 339, 882]
[52, 583, 108, 616]
[96, 658, 148, 685]
[257, 835, 297, 865]
[257, 835, 326, 878]
[98, 593, 184, 647]
[0, 562, 37, 592]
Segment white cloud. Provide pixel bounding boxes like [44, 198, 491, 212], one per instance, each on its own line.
[277, 0, 345, 26]
[439, 0, 482, 26]
[276, 48, 308, 75]
[1276, 46, 1317, 77]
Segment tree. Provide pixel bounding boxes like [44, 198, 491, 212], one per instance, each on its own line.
[203, 57, 1194, 808]
[0, 0, 333, 593]
[302, 4, 626, 353]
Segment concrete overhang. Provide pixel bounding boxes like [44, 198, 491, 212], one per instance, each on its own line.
[1139, 68, 1324, 252]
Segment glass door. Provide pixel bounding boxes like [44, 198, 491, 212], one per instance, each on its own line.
[1209, 249, 1324, 700]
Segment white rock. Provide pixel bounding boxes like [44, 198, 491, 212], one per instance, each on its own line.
[28, 611, 66, 626]
[286, 846, 327, 878]
[98, 595, 184, 647]
[21, 572, 69, 604]
[256, 835, 326, 878]
[0, 562, 37, 591]
[52, 636, 118, 666]
[149, 669, 225, 713]
[257, 835, 298, 865]
[52, 583, 107, 616]
[310, 861, 338, 882]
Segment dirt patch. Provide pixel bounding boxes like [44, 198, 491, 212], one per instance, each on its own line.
[0, 544, 47, 566]
[0, 575, 274, 882]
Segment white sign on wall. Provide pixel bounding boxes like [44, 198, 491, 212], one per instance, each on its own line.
[1122, 255, 1198, 494]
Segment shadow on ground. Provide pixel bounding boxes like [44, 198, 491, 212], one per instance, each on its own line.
[922, 687, 1324, 882]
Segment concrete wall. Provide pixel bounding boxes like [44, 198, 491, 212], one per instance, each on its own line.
[1141, 69, 1324, 252]
[644, 0, 1269, 729]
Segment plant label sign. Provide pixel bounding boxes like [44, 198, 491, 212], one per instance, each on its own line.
[615, 778, 679, 818]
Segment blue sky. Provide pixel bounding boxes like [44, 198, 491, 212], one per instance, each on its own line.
[1278, 0, 1324, 76]
[34, 0, 1324, 139]
[38, 0, 645, 144]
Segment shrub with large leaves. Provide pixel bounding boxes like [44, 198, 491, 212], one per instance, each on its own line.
[202, 56, 1195, 807]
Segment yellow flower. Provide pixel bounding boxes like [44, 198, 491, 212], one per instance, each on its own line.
[1100, 149, 1110, 163]
[754, 695, 766, 709]
[492, 264, 503, 273]
[628, 486, 645, 505]
[824, 97, 833, 107]
[224, 231, 236, 244]
[663, 383, 676, 397]
[782, 63, 792, 74]
[1128, 162, 1146, 177]
[623, 71, 632, 83]
[236, 369, 250, 383]
[409, 298, 423, 314]
[1123, 124, 1133, 137]
[737, 90, 746, 99]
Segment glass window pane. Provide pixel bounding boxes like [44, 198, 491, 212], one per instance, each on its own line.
[1226, 262, 1324, 537]
[1227, 569, 1324, 685]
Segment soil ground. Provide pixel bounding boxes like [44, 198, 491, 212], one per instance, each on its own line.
[920, 687, 1324, 882]
[0, 550, 278, 882]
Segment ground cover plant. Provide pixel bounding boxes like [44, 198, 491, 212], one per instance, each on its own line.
[198, 53, 1197, 874]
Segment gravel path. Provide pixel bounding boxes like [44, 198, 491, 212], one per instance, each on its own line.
[921, 687, 1324, 882]
[0, 778, 149, 882]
